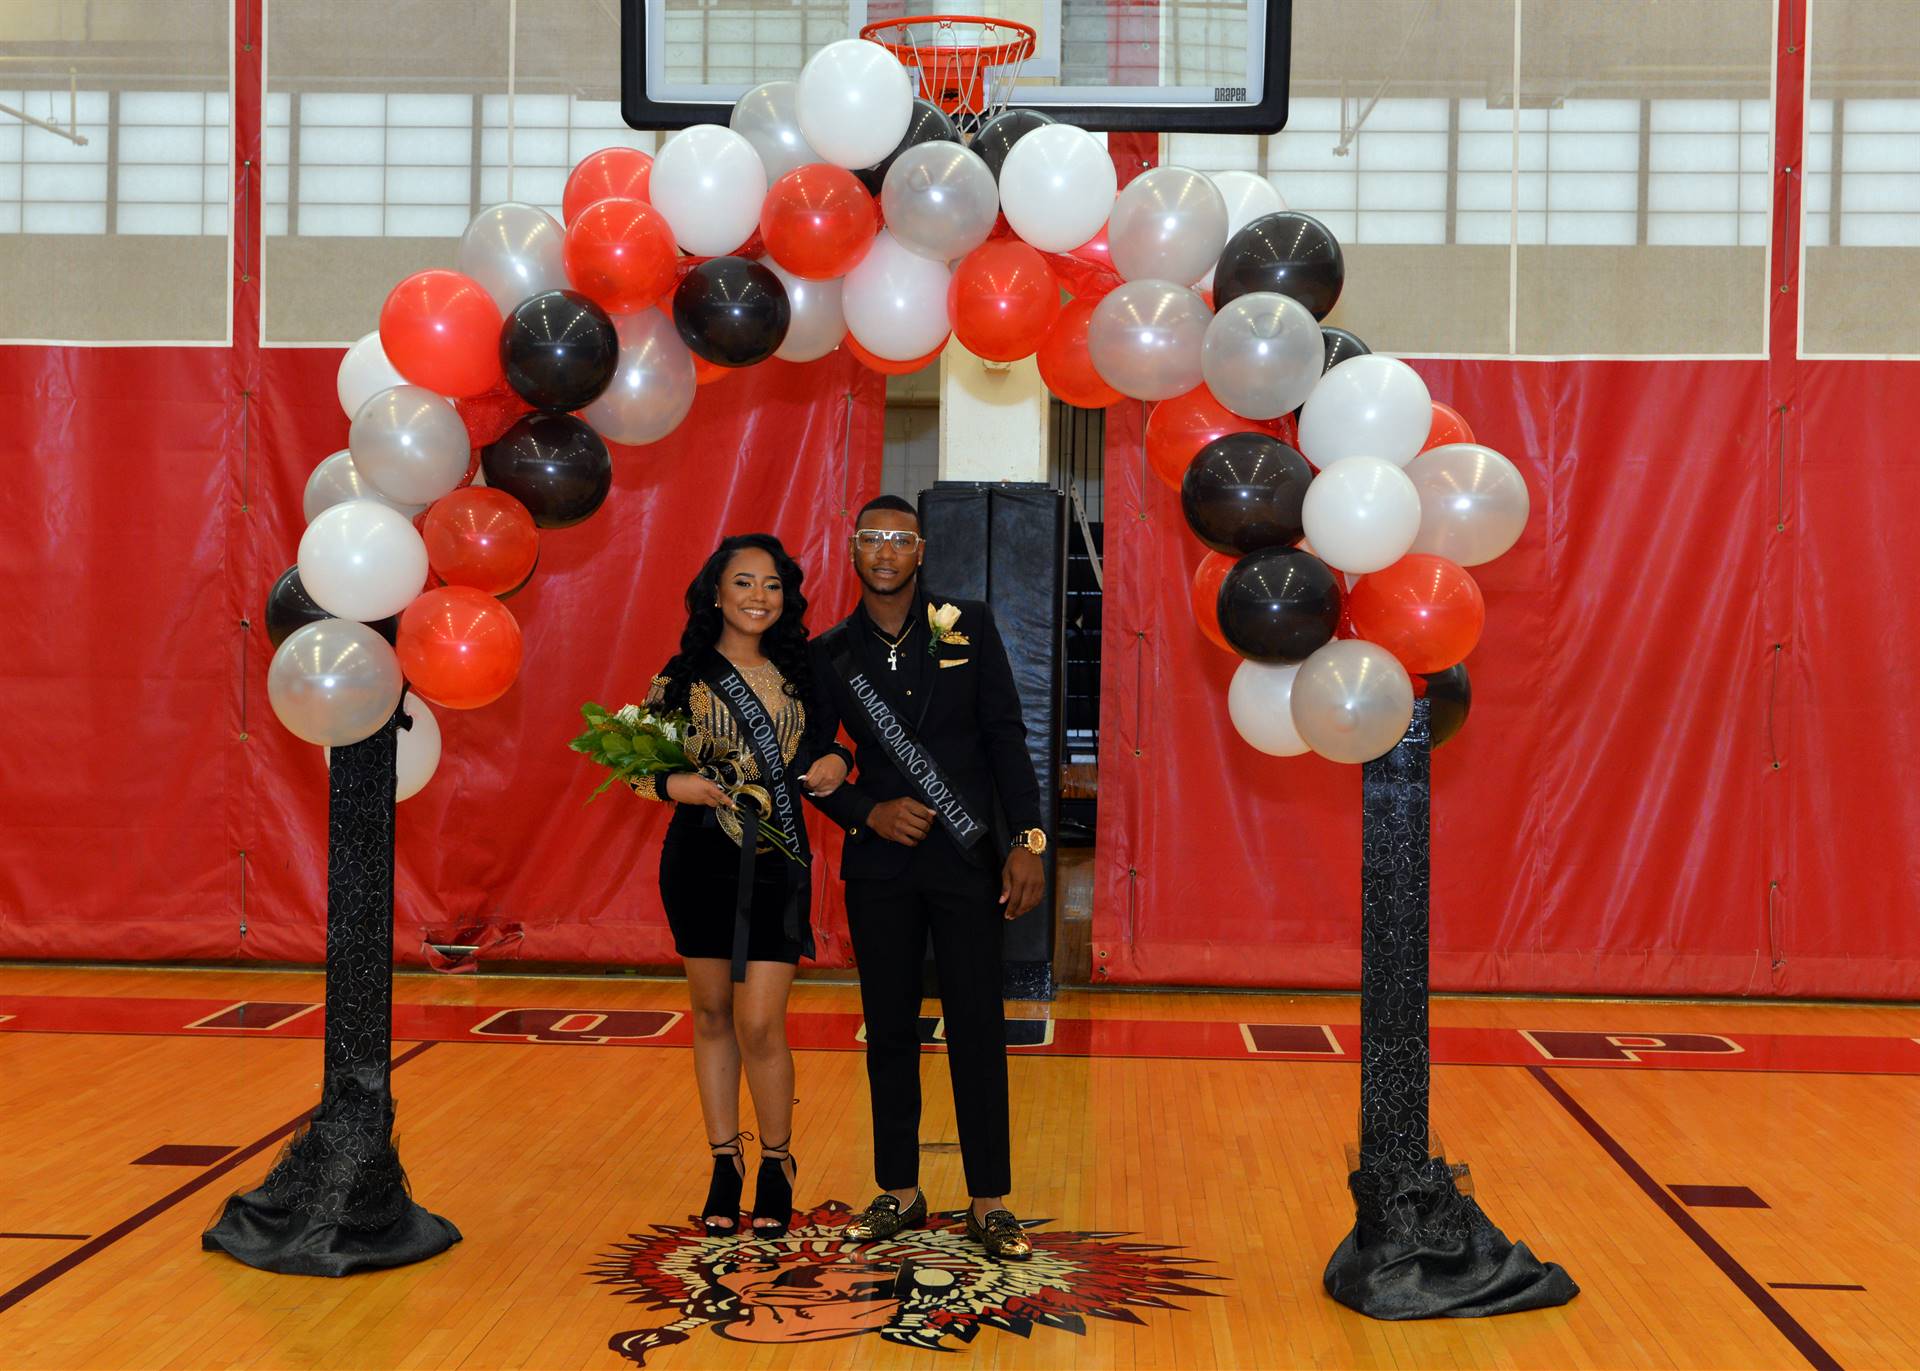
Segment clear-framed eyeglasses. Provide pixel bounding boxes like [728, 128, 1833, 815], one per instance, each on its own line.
[853, 529, 922, 551]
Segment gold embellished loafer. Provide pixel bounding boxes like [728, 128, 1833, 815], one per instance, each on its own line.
[842, 1190, 927, 1242]
[964, 1207, 1033, 1260]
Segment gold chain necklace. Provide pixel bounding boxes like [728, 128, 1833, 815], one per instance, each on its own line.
[870, 619, 915, 671]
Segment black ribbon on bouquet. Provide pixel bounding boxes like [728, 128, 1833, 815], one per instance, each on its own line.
[702, 656, 813, 982]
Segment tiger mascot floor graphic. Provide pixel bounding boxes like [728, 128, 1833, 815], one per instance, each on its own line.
[592, 1200, 1218, 1364]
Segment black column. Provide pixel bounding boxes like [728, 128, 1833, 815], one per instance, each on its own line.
[920, 481, 1065, 1000]
[203, 704, 460, 1276]
[1323, 699, 1578, 1318]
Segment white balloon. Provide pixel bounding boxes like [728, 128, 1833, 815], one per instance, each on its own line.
[1108, 165, 1228, 286]
[1405, 443, 1531, 567]
[765, 260, 848, 362]
[729, 80, 820, 183]
[1201, 172, 1286, 290]
[650, 124, 768, 257]
[842, 230, 952, 361]
[1228, 660, 1310, 756]
[795, 39, 914, 170]
[1298, 355, 1433, 468]
[348, 384, 472, 505]
[1300, 457, 1422, 575]
[581, 309, 697, 444]
[1289, 640, 1414, 765]
[336, 330, 407, 419]
[297, 499, 429, 623]
[324, 694, 442, 801]
[303, 449, 426, 523]
[457, 202, 569, 315]
[997, 124, 1117, 253]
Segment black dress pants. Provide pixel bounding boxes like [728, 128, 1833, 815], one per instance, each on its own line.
[845, 855, 1010, 1199]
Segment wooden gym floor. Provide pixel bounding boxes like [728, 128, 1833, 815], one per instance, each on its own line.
[2, 964, 1918, 1371]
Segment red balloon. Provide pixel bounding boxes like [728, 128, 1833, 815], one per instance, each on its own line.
[949, 240, 1060, 363]
[1425, 401, 1475, 451]
[422, 487, 539, 595]
[1145, 385, 1285, 489]
[1037, 297, 1122, 408]
[1069, 226, 1113, 270]
[692, 352, 732, 386]
[397, 586, 525, 710]
[760, 165, 879, 280]
[564, 147, 652, 224]
[564, 197, 680, 313]
[378, 270, 505, 398]
[1191, 551, 1235, 653]
[1345, 554, 1485, 673]
[846, 333, 948, 375]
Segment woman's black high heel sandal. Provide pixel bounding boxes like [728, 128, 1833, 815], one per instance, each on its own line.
[751, 1137, 797, 1239]
[702, 1131, 751, 1237]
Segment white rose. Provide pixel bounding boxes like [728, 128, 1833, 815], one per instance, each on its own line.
[615, 704, 641, 726]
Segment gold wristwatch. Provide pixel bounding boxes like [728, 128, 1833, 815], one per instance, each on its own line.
[1012, 828, 1048, 856]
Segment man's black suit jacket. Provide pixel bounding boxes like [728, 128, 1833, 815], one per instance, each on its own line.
[806, 593, 1044, 882]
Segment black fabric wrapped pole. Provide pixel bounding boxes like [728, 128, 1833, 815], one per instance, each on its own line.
[1323, 698, 1577, 1318]
[203, 703, 461, 1275]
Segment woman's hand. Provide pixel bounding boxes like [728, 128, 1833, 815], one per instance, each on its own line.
[801, 754, 849, 796]
[665, 772, 734, 807]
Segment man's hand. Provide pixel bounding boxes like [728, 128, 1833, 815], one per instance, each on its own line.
[867, 797, 934, 846]
[801, 754, 848, 796]
[1000, 848, 1045, 920]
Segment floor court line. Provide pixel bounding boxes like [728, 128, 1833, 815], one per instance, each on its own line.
[1527, 1065, 1841, 1371]
[0, 1041, 439, 1319]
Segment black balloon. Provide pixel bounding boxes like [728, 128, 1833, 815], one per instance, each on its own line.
[500, 289, 619, 413]
[1420, 662, 1472, 748]
[1213, 211, 1346, 319]
[265, 565, 395, 647]
[481, 414, 612, 529]
[1181, 433, 1314, 557]
[1217, 546, 1342, 664]
[970, 107, 1055, 182]
[671, 256, 791, 368]
[855, 98, 961, 195]
[1321, 326, 1371, 372]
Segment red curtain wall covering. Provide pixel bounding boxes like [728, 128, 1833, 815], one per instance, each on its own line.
[5, 4, 1919, 996]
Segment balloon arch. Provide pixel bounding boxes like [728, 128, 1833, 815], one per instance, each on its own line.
[263, 36, 1529, 798]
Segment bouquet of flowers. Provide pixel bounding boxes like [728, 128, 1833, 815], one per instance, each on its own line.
[569, 701, 804, 865]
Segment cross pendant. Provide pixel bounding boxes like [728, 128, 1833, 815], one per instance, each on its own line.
[887, 647, 899, 670]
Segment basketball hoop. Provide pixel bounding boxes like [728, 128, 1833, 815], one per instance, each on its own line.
[860, 14, 1038, 138]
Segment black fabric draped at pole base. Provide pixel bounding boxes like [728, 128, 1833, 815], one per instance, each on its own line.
[1323, 698, 1577, 1319]
[203, 703, 461, 1276]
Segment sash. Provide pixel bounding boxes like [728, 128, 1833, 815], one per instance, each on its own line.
[829, 641, 987, 850]
[702, 657, 814, 982]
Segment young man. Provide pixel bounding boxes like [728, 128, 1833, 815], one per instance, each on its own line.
[807, 494, 1048, 1260]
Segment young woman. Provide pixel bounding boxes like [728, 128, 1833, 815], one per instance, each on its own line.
[629, 534, 848, 1238]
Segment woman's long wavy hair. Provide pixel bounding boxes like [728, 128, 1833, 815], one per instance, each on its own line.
[659, 534, 812, 713]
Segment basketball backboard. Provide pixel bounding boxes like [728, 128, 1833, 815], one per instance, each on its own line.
[621, 0, 1291, 134]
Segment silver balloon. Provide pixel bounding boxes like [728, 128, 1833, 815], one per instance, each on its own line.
[765, 260, 847, 362]
[1086, 280, 1212, 401]
[1108, 165, 1229, 286]
[1200, 292, 1324, 420]
[348, 384, 472, 505]
[729, 80, 820, 183]
[1405, 442, 1531, 567]
[457, 202, 569, 315]
[881, 141, 998, 262]
[267, 618, 405, 748]
[1289, 639, 1414, 765]
[580, 309, 697, 444]
[302, 448, 426, 523]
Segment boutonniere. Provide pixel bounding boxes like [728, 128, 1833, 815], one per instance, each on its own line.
[927, 601, 970, 656]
